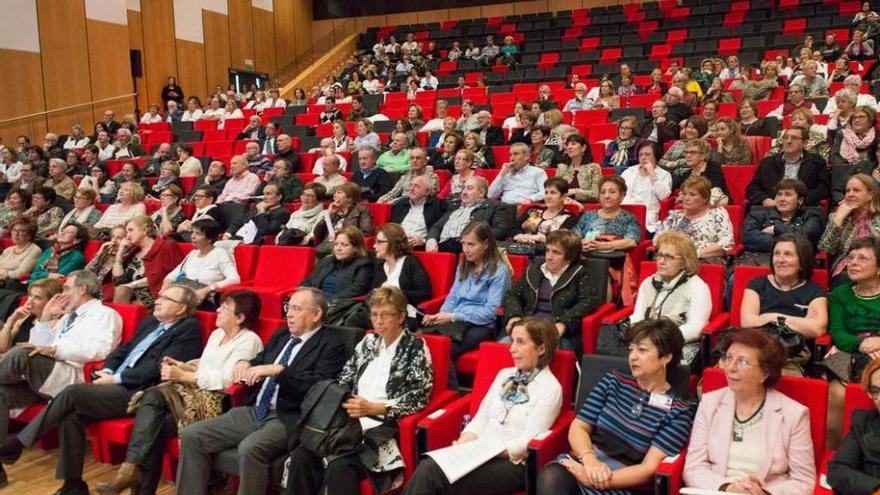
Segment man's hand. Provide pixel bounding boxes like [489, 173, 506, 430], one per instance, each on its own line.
[91, 370, 116, 385]
[242, 364, 284, 386]
[233, 360, 251, 383]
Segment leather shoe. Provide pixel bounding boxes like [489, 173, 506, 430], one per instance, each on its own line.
[95, 461, 142, 495]
[51, 479, 89, 495]
[0, 464, 8, 488]
[0, 437, 22, 464]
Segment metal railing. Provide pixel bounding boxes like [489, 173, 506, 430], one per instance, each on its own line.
[274, 18, 359, 86]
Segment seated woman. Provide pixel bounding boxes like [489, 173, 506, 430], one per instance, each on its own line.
[593, 79, 621, 110]
[95, 289, 264, 495]
[819, 174, 880, 286]
[674, 138, 730, 204]
[829, 105, 879, 167]
[530, 126, 556, 169]
[176, 185, 227, 242]
[602, 117, 643, 173]
[740, 233, 828, 375]
[714, 117, 753, 165]
[300, 225, 373, 312]
[438, 150, 477, 207]
[113, 161, 150, 193]
[657, 176, 735, 265]
[276, 182, 326, 246]
[827, 358, 880, 495]
[742, 179, 824, 265]
[147, 161, 182, 199]
[29, 222, 89, 282]
[0, 189, 29, 232]
[24, 187, 64, 239]
[163, 218, 240, 310]
[0, 278, 62, 354]
[420, 221, 511, 385]
[368, 223, 432, 328]
[621, 141, 673, 235]
[574, 176, 641, 254]
[429, 134, 463, 171]
[537, 319, 696, 495]
[405, 317, 561, 495]
[287, 286, 433, 495]
[93, 181, 148, 235]
[79, 162, 117, 202]
[312, 182, 374, 249]
[508, 110, 537, 145]
[463, 131, 495, 169]
[510, 178, 578, 246]
[555, 134, 601, 203]
[84, 225, 127, 296]
[631, 231, 712, 364]
[504, 230, 604, 351]
[738, 98, 778, 137]
[0, 217, 43, 281]
[683, 328, 816, 495]
[112, 216, 184, 308]
[59, 188, 103, 234]
[151, 184, 186, 237]
[769, 107, 830, 159]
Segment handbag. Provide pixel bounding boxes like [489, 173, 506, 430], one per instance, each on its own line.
[760, 316, 806, 359]
[324, 298, 367, 327]
[276, 227, 308, 246]
[418, 321, 471, 343]
[595, 318, 632, 357]
[295, 379, 364, 466]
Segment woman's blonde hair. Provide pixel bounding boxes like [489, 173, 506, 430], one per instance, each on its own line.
[543, 109, 564, 127]
[681, 175, 712, 201]
[368, 285, 408, 316]
[121, 181, 145, 202]
[127, 215, 158, 238]
[847, 173, 880, 215]
[654, 231, 700, 276]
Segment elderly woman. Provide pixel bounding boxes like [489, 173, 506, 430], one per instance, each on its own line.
[163, 218, 240, 309]
[555, 134, 601, 202]
[736, 64, 780, 101]
[24, 187, 64, 239]
[673, 138, 730, 205]
[602, 117, 643, 173]
[845, 30, 875, 61]
[287, 286, 433, 494]
[510, 178, 578, 245]
[538, 319, 696, 495]
[736, 98, 776, 137]
[84, 224, 126, 296]
[406, 317, 561, 495]
[826, 89, 858, 130]
[429, 116, 460, 149]
[114, 161, 150, 192]
[0, 146, 23, 183]
[276, 182, 325, 246]
[148, 161, 182, 199]
[575, 176, 642, 254]
[151, 184, 186, 237]
[504, 230, 604, 351]
[111, 215, 183, 308]
[95, 290, 264, 495]
[299, 225, 373, 315]
[93, 181, 147, 234]
[621, 142, 673, 234]
[770, 107, 831, 158]
[429, 134, 463, 171]
[313, 182, 374, 247]
[463, 131, 495, 169]
[80, 162, 117, 202]
[529, 126, 555, 169]
[0, 189, 29, 231]
[657, 176, 735, 264]
[819, 174, 880, 286]
[0, 217, 42, 280]
[438, 149, 477, 207]
[683, 328, 816, 495]
[593, 80, 621, 110]
[29, 223, 89, 282]
[58, 188, 103, 234]
[217, 99, 244, 129]
[742, 179, 824, 265]
[421, 221, 511, 386]
[0, 278, 62, 354]
[714, 117, 752, 165]
[660, 116, 710, 172]
[827, 358, 880, 494]
[354, 118, 382, 151]
[368, 223, 432, 327]
[829, 105, 879, 167]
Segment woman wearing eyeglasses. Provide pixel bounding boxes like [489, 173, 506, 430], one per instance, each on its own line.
[602, 117, 643, 173]
[819, 174, 880, 287]
[828, 105, 879, 168]
[537, 319, 695, 495]
[655, 176, 735, 265]
[827, 358, 880, 494]
[683, 328, 816, 495]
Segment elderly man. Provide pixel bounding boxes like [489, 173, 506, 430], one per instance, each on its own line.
[537, 84, 559, 111]
[0, 285, 201, 495]
[102, 111, 121, 135]
[257, 158, 303, 202]
[0, 273, 121, 484]
[259, 122, 278, 155]
[789, 61, 830, 99]
[224, 183, 290, 244]
[425, 176, 514, 252]
[823, 75, 879, 114]
[819, 34, 843, 61]
[378, 148, 439, 204]
[274, 133, 301, 173]
[137, 142, 172, 177]
[746, 127, 830, 206]
[391, 175, 447, 247]
[767, 84, 820, 118]
[642, 100, 680, 146]
[111, 128, 144, 160]
[487, 143, 548, 204]
[177, 143, 202, 177]
[312, 138, 348, 175]
[476, 111, 504, 147]
[377, 132, 413, 173]
[164, 100, 183, 123]
[62, 125, 89, 150]
[314, 155, 347, 195]
[43, 133, 63, 159]
[563, 83, 593, 112]
[176, 287, 346, 495]
[353, 146, 394, 202]
[237, 115, 265, 141]
[244, 141, 272, 174]
[218, 155, 261, 204]
[719, 56, 741, 80]
[44, 158, 77, 201]
[664, 87, 694, 124]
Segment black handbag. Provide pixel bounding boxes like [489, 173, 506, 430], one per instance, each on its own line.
[595, 318, 632, 357]
[295, 379, 364, 466]
[760, 316, 806, 359]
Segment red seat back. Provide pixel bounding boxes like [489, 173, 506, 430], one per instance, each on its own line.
[421, 334, 452, 399]
[106, 303, 148, 343]
[256, 317, 286, 344]
[233, 244, 259, 283]
[195, 310, 219, 344]
[413, 251, 457, 298]
[843, 383, 875, 434]
[252, 246, 315, 287]
[721, 166, 756, 205]
[366, 202, 391, 228]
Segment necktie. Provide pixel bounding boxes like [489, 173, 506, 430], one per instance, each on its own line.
[59, 311, 78, 337]
[115, 324, 168, 375]
[254, 336, 302, 421]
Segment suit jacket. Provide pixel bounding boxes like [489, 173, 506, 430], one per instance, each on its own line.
[683, 387, 816, 495]
[226, 204, 291, 242]
[641, 118, 680, 147]
[746, 152, 830, 206]
[828, 408, 880, 495]
[390, 196, 447, 232]
[276, 148, 302, 173]
[250, 326, 347, 446]
[165, 110, 183, 123]
[480, 126, 505, 147]
[12, 177, 45, 195]
[353, 167, 394, 203]
[427, 199, 515, 241]
[259, 136, 277, 155]
[103, 316, 202, 391]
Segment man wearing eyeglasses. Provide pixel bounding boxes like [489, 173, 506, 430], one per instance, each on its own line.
[766, 83, 820, 119]
[746, 127, 830, 207]
[0, 283, 201, 495]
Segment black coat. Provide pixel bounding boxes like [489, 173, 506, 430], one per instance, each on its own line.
[300, 255, 373, 300]
[508, 128, 533, 146]
[370, 255, 432, 308]
[226, 204, 291, 243]
[742, 206, 825, 253]
[667, 102, 693, 124]
[250, 327, 347, 448]
[353, 167, 395, 203]
[480, 126, 505, 147]
[640, 118, 680, 147]
[103, 316, 202, 391]
[746, 152, 830, 206]
[426, 199, 515, 242]
[390, 196, 447, 233]
[276, 148, 302, 173]
[259, 137, 278, 155]
[828, 408, 880, 495]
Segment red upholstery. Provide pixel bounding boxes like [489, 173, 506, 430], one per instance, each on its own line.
[105, 303, 148, 343]
[721, 165, 756, 205]
[366, 202, 391, 227]
[221, 246, 316, 318]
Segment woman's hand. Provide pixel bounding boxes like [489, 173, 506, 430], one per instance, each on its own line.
[422, 313, 454, 326]
[833, 200, 857, 225]
[452, 432, 478, 445]
[726, 475, 767, 494]
[115, 238, 132, 260]
[581, 238, 597, 252]
[160, 362, 183, 381]
[859, 336, 880, 354]
[342, 396, 384, 418]
[194, 286, 213, 302]
[560, 456, 612, 489]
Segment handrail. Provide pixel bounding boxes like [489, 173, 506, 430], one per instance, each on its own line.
[0, 93, 138, 125]
[274, 18, 358, 86]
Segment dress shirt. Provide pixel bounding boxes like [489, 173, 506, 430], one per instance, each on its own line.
[621, 165, 673, 233]
[97, 144, 115, 161]
[180, 156, 203, 177]
[63, 137, 90, 150]
[488, 165, 548, 203]
[140, 113, 164, 124]
[218, 172, 260, 203]
[438, 202, 480, 243]
[0, 161, 22, 182]
[182, 109, 203, 122]
[312, 155, 348, 175]
[315, 173, 347, 194]
[563, 98, 594, 112]
[400, 199, 428, 238]
[356, 332, 402, 430]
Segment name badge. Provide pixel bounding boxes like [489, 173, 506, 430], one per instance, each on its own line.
[648, 393, 673, 411]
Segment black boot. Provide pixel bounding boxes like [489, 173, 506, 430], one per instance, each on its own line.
[52, 479, 89, 495]
[0, 437, 22, 464]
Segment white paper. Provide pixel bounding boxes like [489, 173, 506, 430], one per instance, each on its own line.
[321, 210, 335, 238]
[236, 219, 259, 244]
[426, 437, 506, 484]
[680, 488, 731, 495]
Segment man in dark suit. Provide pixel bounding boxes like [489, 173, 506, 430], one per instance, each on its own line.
[641, 100, 680, 148]
[175, 288, 347, 495]
[223, 184, 291, 244]
[391, 175, 447, 248]
[476, 110, 505, 147]
[425, 175, 515, 253]
[0, 285, 202, 495]
[258, 122, 278, 155]
[353, 146, 394, 202]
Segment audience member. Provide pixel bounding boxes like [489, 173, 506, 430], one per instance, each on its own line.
[656, 176, 734, 264]
[819, 174, 880, 285]
[276, 182, 326, 246]
[621, 142, 673, 234]
[353, 146, 394, 202]
[112, 216, 184, 307]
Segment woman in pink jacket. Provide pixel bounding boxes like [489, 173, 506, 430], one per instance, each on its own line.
[683, 328, 816, 495]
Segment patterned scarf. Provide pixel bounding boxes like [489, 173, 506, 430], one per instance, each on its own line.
[840, 127, 876, 164]
[610, 137, 637, 167]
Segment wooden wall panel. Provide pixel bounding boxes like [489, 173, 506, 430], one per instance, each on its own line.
[0, 49, 46, 145]
[87, 20, 134, 126]
[356, 14, 388, 32]
[386, 12, 420, 27]
[481, 3, 517, 17]
[176, 40, 207, 102]
[312, 20, 336, 50]
[140, 0, 178, 114]
[252, 6, 277, 75]
[516, 0, 552, 13]
[37, 0, 91, 133]
[292, 0, 314, 60]
[228, 0, 255, 69]
[127, 10, 148, 113]
[418, 9, 449, 23]
[548, 0, 584, 11]
[448, 7, 483, 20]
[274, 0, 297, 73]
[203, 10, 231, 91]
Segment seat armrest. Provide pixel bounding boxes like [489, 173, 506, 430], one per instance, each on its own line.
[416, 395, 471, 457]
[398, 390, 458, 478]
[581, 303, 619, 355]
[418, 295, 447, 315]
[654, 449, 687, 495]
[601, 306, 635, 325]
[525, 410, 575, 495]
[698, 313, 731, 369]
[83, 360, 106, 382]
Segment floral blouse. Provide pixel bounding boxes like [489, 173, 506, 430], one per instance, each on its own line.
[555, 162, 602, 203]
[718, 139, 752, 165]
[112, 256, 154, 308]
[0, 206, 23, 231]
[151, 207, 186, 235]
[657, 208, 735, 262]
[517, 207, 576, 236]
[574, 209, 642, 242]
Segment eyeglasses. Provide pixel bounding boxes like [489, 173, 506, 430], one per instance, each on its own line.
[852, 114, 870, 120]
[157, 294, 186, 305]
[783, 135, 804, 141]
[191, 194, 206, 199]
[684, 150, 703, 155]
[370, 311, 401, 321]
[655, 252, 682, 262]
[720, 354, 754, 369]
[867, 385, 880, 398]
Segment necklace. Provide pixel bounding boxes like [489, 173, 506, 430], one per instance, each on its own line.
[733, 397, 765, 442]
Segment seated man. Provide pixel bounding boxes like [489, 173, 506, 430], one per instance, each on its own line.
[175, 288, 347, 495]
[44, 158, 77, 201]
[314, 155, 347, 195]
[218, 155, 261, 204]
[0, 272, 121, 484]
[274, 134, 302, 173]
[487, 142, 548, 204]
[475, 111, 505, 147]
[177, 144, 203, 177]
[641, 100, 681, 147]
[136, 142, 172, 177]
[746, 127, 830, 206]
[353, 147, 394, 202]
[0, 284, 201, 495]
[767, 84, 820, 118]
[789, 61, 830, 99]
[318, 96, 343, 123]
[244, 141, 271, 174]
[224, 184, 291, 244]
[563, 83, 593, 112]
[665, 87, 694, 124]
[426, 176, 514, 252]
[537, 84, 559, 111]
[236, 115, 265, 141]
[256, 158, 303, 203]
[823, 74, 879, 113]
[312, 138, 348, 174]
[391, 175, 447, 248]
[378, 147, 439, 204]
[377, 132, 412, 173]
